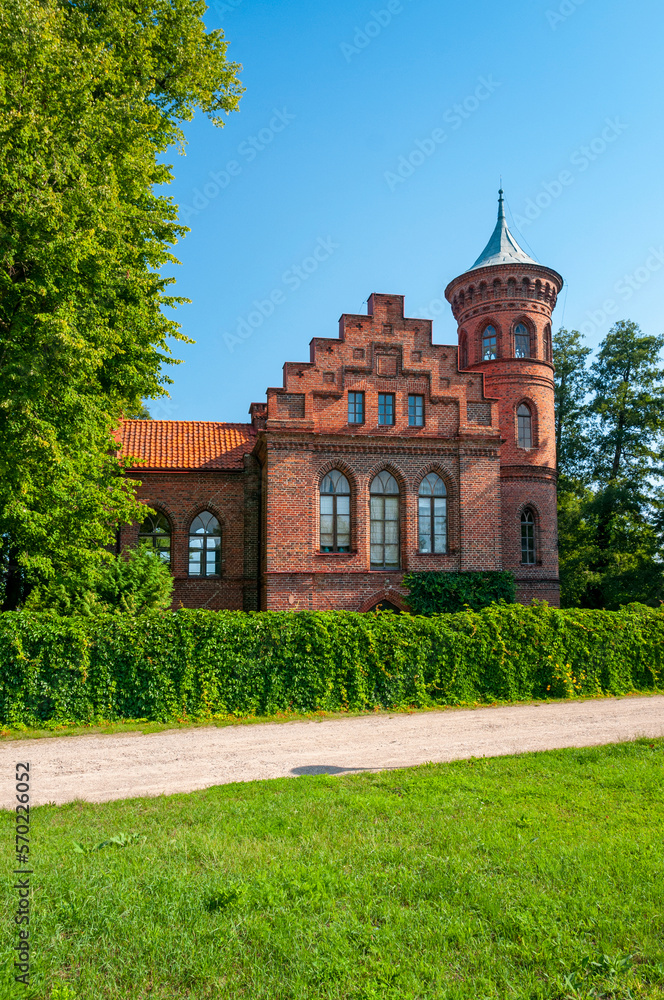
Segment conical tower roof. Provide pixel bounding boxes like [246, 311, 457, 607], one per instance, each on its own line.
[466, 190, 537, 271]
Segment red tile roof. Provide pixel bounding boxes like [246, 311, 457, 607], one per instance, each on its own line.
[119, 420, 256, 471]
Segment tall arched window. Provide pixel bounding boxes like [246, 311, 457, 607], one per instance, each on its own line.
[544, 324, 552, 362]
[320, 471, 351, 552]
[188, 511, 221, 577]
[418, 474, 447, 554]
[459, 333, 468, 369]
[139, 512, 171, 565]
[514, 323, 530, 358]
[517, 404, 533, 449]
[370, 472, 400, 569]
[521, 509, 536, 564]
[482, 325, 497, 361]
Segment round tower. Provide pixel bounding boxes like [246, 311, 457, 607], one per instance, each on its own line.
[444, 190, 563, 605]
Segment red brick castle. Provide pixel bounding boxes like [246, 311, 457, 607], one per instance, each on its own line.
[119, 192, 562, 610]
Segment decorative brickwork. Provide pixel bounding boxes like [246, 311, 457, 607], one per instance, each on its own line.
[118, 195, 562, 609]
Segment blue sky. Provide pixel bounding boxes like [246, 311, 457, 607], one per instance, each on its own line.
[153, 0, 664, 422]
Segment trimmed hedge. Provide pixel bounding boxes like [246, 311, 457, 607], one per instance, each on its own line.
[0, 604, 662, 727]
[403, 570, 516, 614]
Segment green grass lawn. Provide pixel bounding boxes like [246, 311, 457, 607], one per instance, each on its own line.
[2, 740, 664, 1000]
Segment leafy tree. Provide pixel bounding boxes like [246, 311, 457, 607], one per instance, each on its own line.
[555, 321, 664, 608]
[127, 403, 152, 420]
[27, 545, 174, 615]
[553, 328, 591, 482]
[0, 0, 243, 608]
[583, 321, 664, 607]
[588, 321, 664, 488]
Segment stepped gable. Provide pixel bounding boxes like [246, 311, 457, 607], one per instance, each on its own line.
[119, 419, 256, 470]
[262, 291, 499, 438]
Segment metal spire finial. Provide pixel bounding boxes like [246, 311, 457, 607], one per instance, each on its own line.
[465, 188, 538, 272]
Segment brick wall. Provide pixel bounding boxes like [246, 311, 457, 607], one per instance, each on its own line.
[119, 459, 260, 610]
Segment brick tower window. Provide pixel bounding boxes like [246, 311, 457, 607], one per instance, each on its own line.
[482, 325, 497, 360]
[378, 393, 395, 425]
[320, 471, 351, 553]
[418, 474, 447, 553]
[370, 472, 400, 569]
[517, 404, 533, 449]
[139, 511, 171, 566]
[408, 394, 424, 427]
[521, 509, 536, 564]
[514, 323, 530, 358]
[189, 511, 221, 577]
[348, 391, 364, 424]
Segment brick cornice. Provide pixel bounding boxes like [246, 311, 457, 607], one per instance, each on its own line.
[500, 465, 557, 480]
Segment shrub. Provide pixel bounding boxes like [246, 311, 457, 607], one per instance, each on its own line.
[25, 546, 174, 616]
[403, 570, 516, 614]
[0, 603, 661, 727]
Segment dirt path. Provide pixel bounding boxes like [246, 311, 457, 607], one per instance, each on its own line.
[2, 695, 663, 807]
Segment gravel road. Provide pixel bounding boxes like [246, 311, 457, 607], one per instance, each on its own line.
[2, 695, 663, 808]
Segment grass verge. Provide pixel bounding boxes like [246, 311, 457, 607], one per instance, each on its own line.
[0, 689, 660, 742]
[1, 739, 663, 998]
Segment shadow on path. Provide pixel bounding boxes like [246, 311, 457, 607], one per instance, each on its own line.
[290, 764, 373, 776]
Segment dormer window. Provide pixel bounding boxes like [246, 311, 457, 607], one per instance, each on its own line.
[482, 325, 497, 361]
[514, 324, 530, 358]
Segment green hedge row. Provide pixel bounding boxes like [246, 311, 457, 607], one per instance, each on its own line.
[0, 604, 662, 727]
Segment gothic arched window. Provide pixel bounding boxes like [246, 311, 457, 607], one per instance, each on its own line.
[418, 474, 447, 554]
[370, 472, 400, 569]
[521, 509, 536, 564]
[544, 324, 552, 362]
[517, 404, 533, 449]
[482, 325, 497, 361]
[320, 471, 351, 552]
[139, 511, 171, 565]
[188, 511, 221, 577]
[514, 323, 530, 358]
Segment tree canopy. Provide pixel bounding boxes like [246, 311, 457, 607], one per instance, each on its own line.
[0, 0, 242, 607]
[554, 321, 664, 608]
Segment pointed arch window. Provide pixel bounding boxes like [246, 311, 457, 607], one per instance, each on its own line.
[139, 512, 171, 565]
[521, 509, 536, 564]
[418, 474, 447, 554]
[544, 324, 552, 362]
[482, 325, 497, 361]
[514, 323, 530, 358]
[370, 472, 400, 569]
[320, 471, 351, 552]
[517, 404, 533, 449]
[188, 511, 221, 577]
